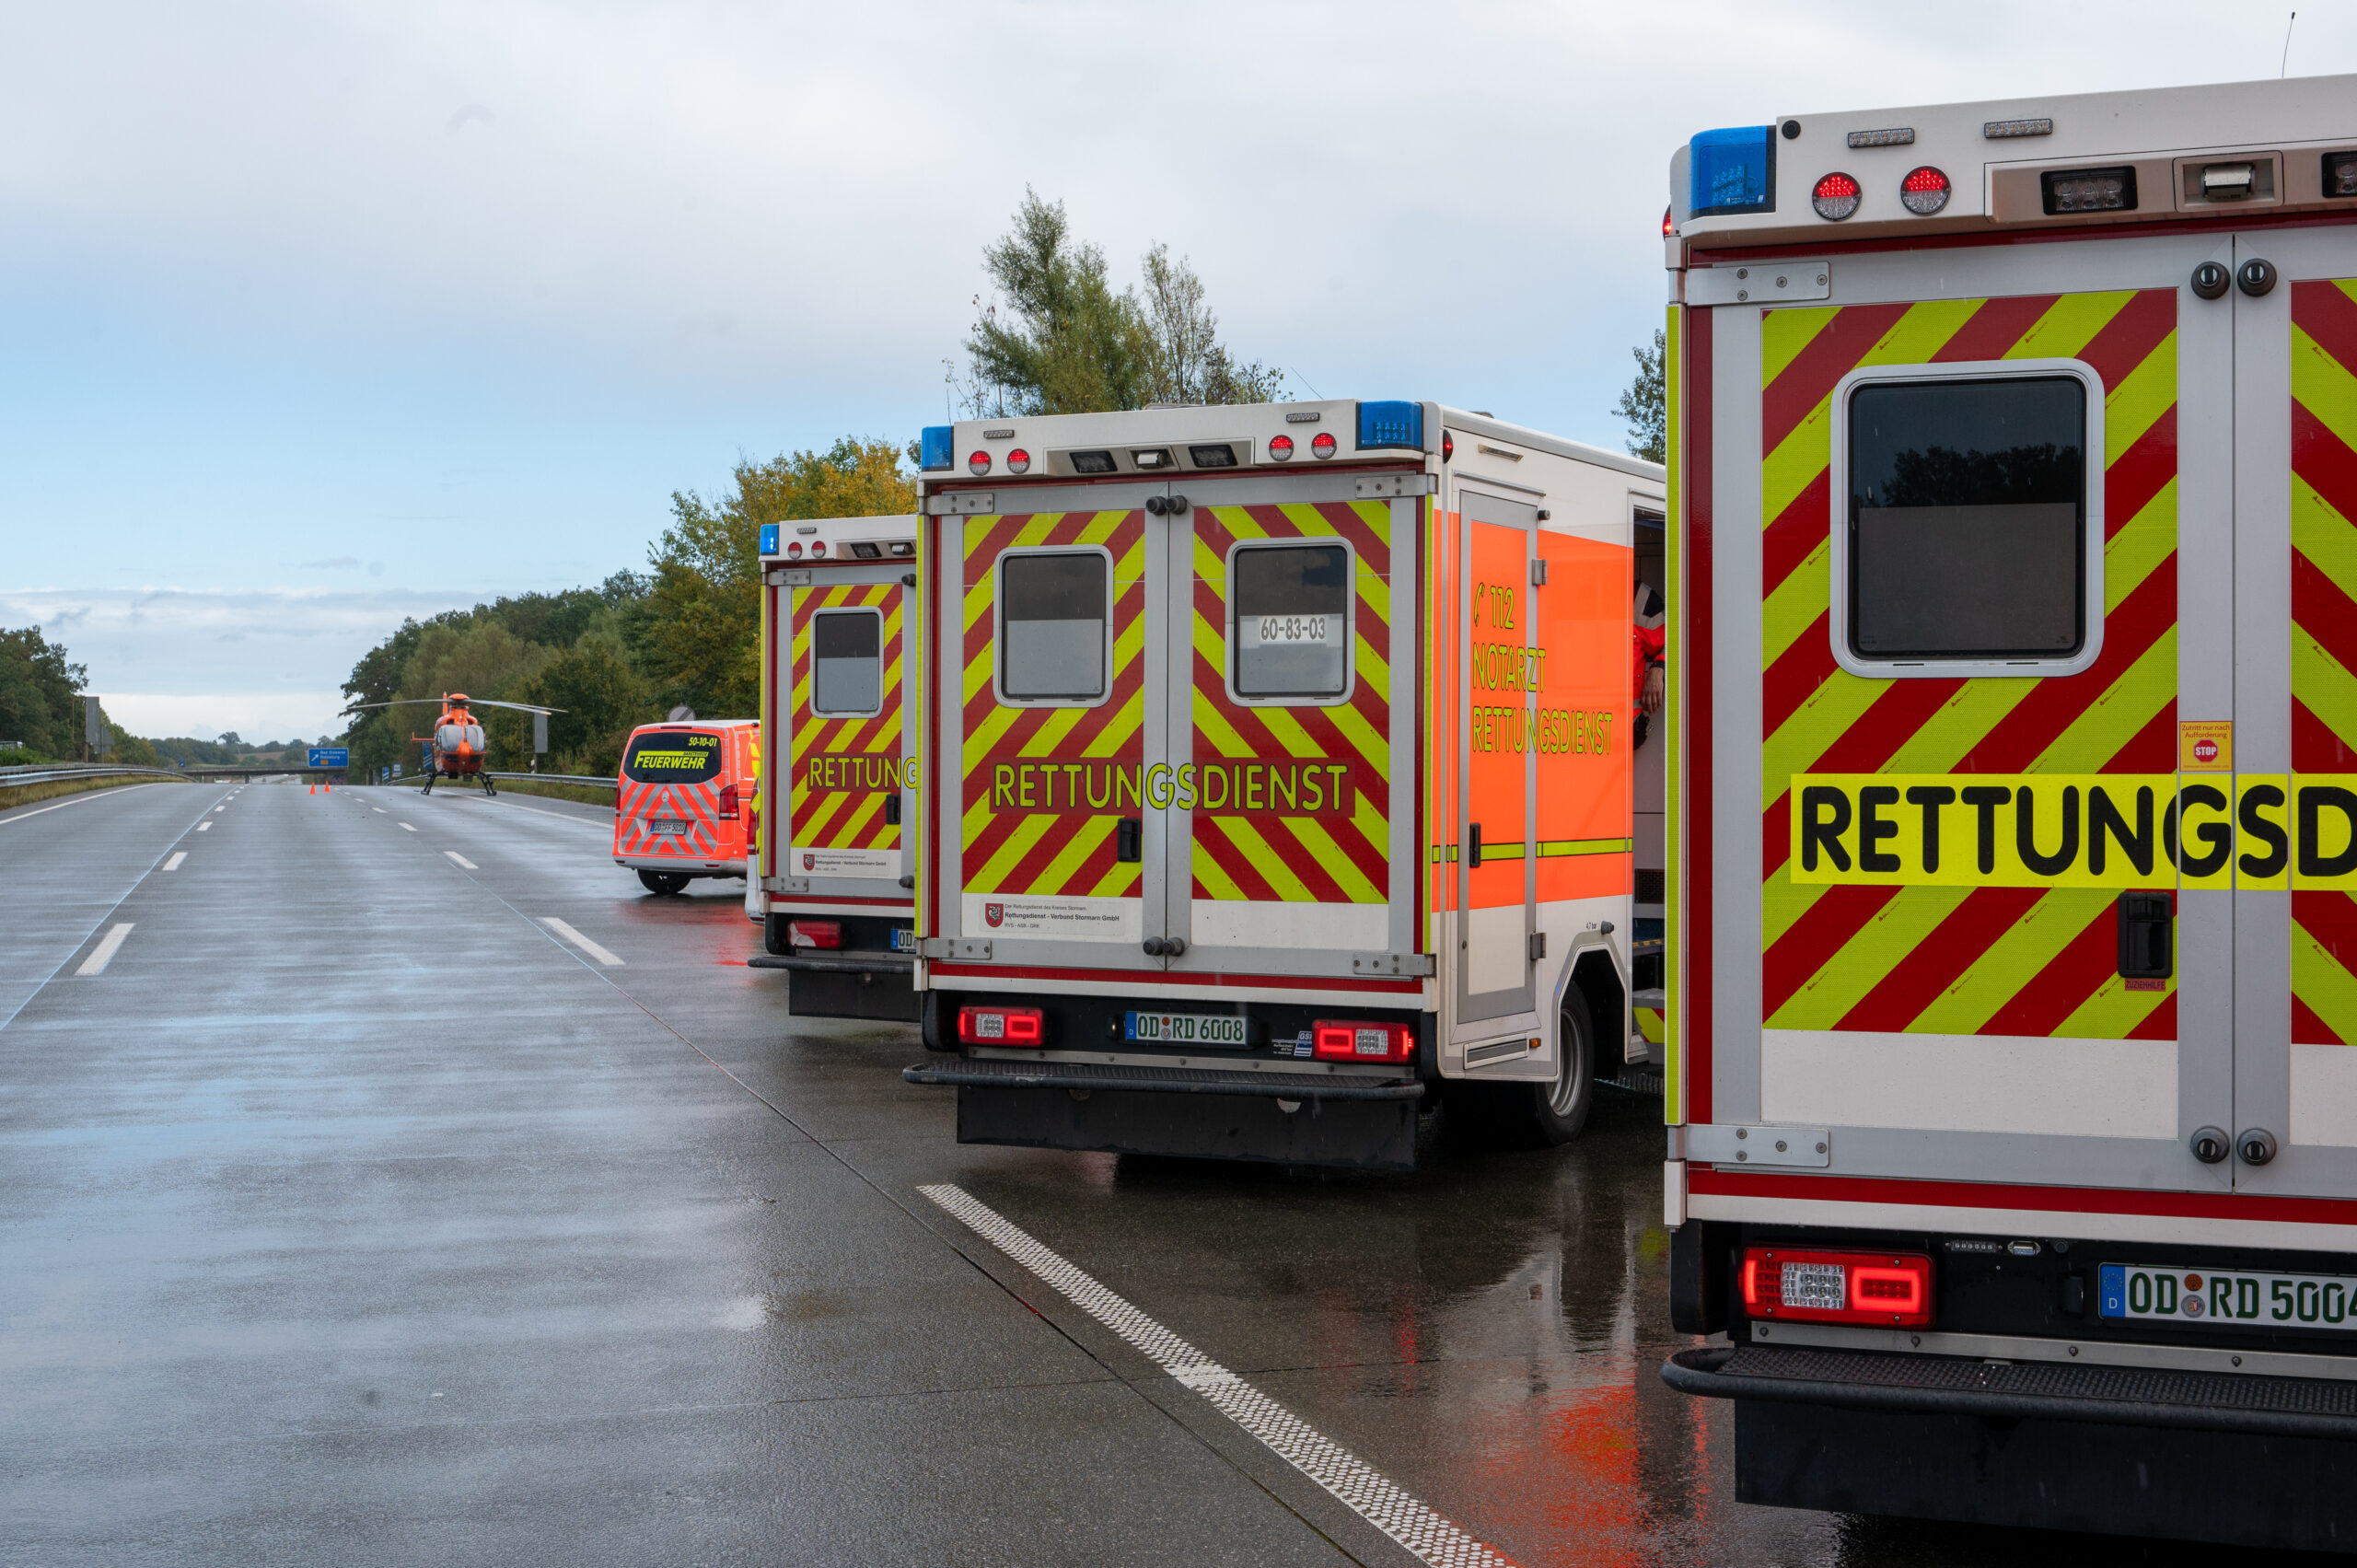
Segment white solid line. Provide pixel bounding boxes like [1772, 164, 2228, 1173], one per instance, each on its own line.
[164, 852, 188, 871]
[919, 1185, 1515, 1568]
[196, 821, 212, 831]
[76, 923, 135, 977]
[541, 917, 623, 966]
[399, 822, 416, 832]
[0, 784, 163, 827]
[445, 850, 479, 870]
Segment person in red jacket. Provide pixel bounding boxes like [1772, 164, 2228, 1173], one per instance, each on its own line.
[1633, 583, 1666, 747]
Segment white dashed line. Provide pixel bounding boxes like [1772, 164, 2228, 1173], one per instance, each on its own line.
[920, 1184, 1515, 1568]
[213, 806, 225, 813]
[76, 923, 135, 977]
[164, 852, 188, 872]
[445, 851, 479, 870]
[373, 807, 386, 815]
[399, 823, 416, 832]
[196, 821, 212, 831]
[541, 917, 623, 966]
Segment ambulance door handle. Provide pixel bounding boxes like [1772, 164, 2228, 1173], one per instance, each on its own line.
[1115, 818, 1142, 862]
[884, 796, 901, 825]
[2237, 1128, 2280, 1167]
[2190, 261, 2230, 301]
[2237, 258, 2278, 297]
[1468, 822, 1482, 869]
[2190, 1126, 2230, 1164]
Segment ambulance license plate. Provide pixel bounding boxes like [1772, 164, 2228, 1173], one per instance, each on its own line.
[891, 928, 916, 953]
[1125, 1011, 1248, 1046]
[2100, 1263, 2357, 1330]
[647, 817, 691, 836]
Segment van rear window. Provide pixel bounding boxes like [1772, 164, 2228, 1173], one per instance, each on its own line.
[1847, 376, 2086, 662]
[811, 610, 883, 716]
[624, 731, 725, 784]
[1000, 552, 1109, 702]
[1232, 542, 1352, 700]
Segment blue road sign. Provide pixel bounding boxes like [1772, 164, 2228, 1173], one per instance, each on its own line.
[308, 747, 350, 769]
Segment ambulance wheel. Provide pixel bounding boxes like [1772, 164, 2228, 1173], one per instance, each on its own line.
[1528, 997, 1597, 1145]
[638, 870, 691, 896]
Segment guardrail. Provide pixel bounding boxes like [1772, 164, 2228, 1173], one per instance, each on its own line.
[474, 772, 620, 788]
[0, 763, 199, 788]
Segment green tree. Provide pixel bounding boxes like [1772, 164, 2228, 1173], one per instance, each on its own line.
[0, 624, 87, 759]
[488, 639, 649, 776]
[961, 190, 1282, 416]
[1617, 328, 1667, 465]
[625, 437, 916, 721]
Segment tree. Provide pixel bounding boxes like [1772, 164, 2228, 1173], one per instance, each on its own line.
[0, 624, 87, 759]
[960, 190, 1283, 416]
[489, 640, 649, 776]
[625, 436, 917, 722]
[1616, 328, 1667, 465]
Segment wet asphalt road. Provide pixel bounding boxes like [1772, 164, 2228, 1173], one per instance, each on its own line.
[0, 779, 2290, 1566]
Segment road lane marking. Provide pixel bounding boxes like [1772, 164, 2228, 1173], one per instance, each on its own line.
[373, 807, 386, 814]
[540, 917, 623, 966]
[214, 807, 225, 812]
[400, 823, 417, 832]
[197, 821, 212, 831]
[918, 1184, 1515, 1568]
[164, 852, 187, 871]
[445, 851, 479, 870]
[76, 924, 135, 977]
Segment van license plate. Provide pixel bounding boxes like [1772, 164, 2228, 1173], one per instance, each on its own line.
[648, 818, 691, 836]
[891, 928, 916, 953]
[1125, 1012, 1248, 1045]
[2100, 1263, 2357, 1329]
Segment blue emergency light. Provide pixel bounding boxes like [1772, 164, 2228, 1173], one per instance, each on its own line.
[1689, 125, 1777, 216]
[919, 425, 955, 471]
[759, 523, 779, 555]
[1356, 401, 1423, 451]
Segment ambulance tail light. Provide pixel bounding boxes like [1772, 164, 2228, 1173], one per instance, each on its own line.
[809, 540, 827, 558]
[1662, 204, 1674, 237]
[1811, 171, 1861, 221]
[1310, 432, 1337, 459]
[959, 1005, 1045, 1046]
[1740, 1247, 1933, 1328]
[1899, 165, 1950, 215]
[1268, 434, 1295, 461]
[786, 540, 804, 559]
[1311, 1018, 1415, 1063]
[718, 783, 740, 819]
[1006, 448, 1031, 475]
[968, 450, 992, 476]
[788, 920, 842, 949]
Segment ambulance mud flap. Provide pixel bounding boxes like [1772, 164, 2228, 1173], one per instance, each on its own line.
[749, 951, 918, 1021]
[903, 1058, 1425, 1170]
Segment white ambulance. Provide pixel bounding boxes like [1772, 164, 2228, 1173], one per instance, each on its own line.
[900, 402, 1665, 1169]
[749, 514, 923, 1020]
[1656, 75, 2357, 1549]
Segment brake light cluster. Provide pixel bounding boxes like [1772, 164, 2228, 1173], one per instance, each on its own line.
[1310, 1019, 1414, 1063]
[717, 783, 740, 820]
[958, 1005, 1044, 1046]
[788, 920, 841, 949]
[782, 539, 829, 559]
[1266, 432, 1338, 462]
[1810, 167, 1949, 222]
[1741, 1247, 1933, 1327]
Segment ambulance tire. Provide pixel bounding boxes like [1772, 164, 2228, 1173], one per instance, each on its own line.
[638, 869, 691, 896]
[1447, 997, 1596, 1149]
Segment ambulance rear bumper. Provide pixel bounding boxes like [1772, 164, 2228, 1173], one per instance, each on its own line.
[902, 1056, 1422, 1101]
[1664, 1343, 2357, 1440]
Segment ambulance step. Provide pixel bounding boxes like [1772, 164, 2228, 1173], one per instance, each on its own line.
[1663, 1344, 2357, 1440]
[748, 952, 915, 975]
[901, 1057, 1422, 1102]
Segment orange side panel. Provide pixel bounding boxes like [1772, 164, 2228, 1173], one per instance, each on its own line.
[1536, 532, 1634, 902]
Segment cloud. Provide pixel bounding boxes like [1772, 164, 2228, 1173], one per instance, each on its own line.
[297, 556, 363, 570]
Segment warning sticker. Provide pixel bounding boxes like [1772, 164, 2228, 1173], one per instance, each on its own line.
[2180, 721, 2233, 773]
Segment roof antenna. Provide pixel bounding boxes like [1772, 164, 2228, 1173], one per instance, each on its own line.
[2282, 10, 2297, 76]
[1290, 367, 1324, 399]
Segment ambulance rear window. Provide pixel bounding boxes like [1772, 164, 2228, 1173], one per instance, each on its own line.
[623, 730, 725, 784]
[999, 552, 1109, 702]
[811, 609, 883, 716]
[1231, 543, 1353, 701]
[1847, 376, 2086, 663]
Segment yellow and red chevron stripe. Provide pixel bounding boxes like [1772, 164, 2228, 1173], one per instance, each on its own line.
[1190, 501, 1392, 904]
[2292, 277, 2357, 1046]
[1759, 288, 2181, 1040]
[789, 583, 903, 854]
[960, 511, 1146, 900]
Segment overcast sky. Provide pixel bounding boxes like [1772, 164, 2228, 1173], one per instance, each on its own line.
[4, 1, 2353, 741]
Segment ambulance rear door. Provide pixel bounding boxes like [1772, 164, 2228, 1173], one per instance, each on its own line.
[1702, 229, 2233, 1192]
[1452, 483, 1543, 1039]
[772, 562, 916, 900]
[2231, 222, 2357, 1199]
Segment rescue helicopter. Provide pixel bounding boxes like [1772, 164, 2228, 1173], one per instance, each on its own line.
[354, 693, 561, 796]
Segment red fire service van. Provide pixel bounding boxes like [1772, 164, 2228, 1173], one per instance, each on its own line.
[900, 401, 1666, 1169]
[750, 514, 922, 1020]
[1655, 74, 2357, 1550]
[612, 718, 760, 895]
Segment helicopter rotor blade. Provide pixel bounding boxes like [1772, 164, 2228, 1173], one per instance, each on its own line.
[459, 699, 567, 714]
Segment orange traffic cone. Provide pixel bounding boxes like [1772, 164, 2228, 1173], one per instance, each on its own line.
[309, 784, 316, 795]
[324, 782, 331, 793]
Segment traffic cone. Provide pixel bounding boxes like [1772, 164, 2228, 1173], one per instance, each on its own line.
[309, 784, 316, 795]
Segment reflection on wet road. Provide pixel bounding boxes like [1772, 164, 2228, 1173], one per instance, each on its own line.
[0, 780, 2297, 1565]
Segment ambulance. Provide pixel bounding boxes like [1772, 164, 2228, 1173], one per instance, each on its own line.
[751, 514, 923, 1020]
[612, 717, 760, 894]
[900, 401, 1666, 1169]
[1654, 75, 2357, 1549]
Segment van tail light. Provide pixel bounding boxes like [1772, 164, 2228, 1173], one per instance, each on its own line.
[1311, 1018, 1415, 1063]
[1741, 1247, 1933, 1327]
[718, 783, 741, 819]
[788, 920, 842, 949]
[959, 1005, 1045, 1046]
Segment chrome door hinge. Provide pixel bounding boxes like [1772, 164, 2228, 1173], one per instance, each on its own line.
[1688, 1123, 1829, 1168]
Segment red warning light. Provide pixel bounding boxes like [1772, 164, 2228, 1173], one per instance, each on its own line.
[1812, 171, 1862, 221]
[1310, 432, 1337, 459]
[1899, 165, 1951, 215]
[1268, 434, 1295, 461]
